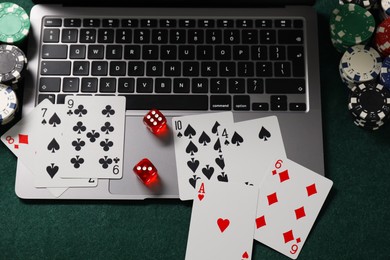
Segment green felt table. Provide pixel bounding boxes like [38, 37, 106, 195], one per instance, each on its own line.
[1, 0, 390, 259]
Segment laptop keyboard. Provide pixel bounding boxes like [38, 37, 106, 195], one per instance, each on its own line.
[38, 17, 306, 112]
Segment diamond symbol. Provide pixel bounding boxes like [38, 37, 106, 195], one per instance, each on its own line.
[267, 192, 278, 205]
[279, 169, 290, 183]
[295, 206, 306, 220]
[18, 134, 28, 144]
[255, 215, 266, 229]
[283, 230, 295, 244]
[306, 183, 318, 197]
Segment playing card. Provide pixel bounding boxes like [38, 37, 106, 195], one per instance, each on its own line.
[185, 181, 258, 260]
[254, 157, 333, 259]
[223, 116, 286, 187]
[172, 112, 234, 201]
[59, 96, 126, 179]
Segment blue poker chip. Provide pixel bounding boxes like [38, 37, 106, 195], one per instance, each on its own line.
[380, 56, 390, 90]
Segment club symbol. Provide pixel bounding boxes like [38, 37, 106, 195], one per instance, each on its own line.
[99, 156, 113, 169]
[67, 110, 73, 116]
[102, 105, 115, 117]
[113, 157, 120, 164]
[73, 121, 87, 134]
[101, 122, 114, 134]
[100, 139, 113, 151]
[74, 105, 87, 117]
[86, 130, 100, 142]
[70, 155, 85, 169]
[72, 138, 86, 151]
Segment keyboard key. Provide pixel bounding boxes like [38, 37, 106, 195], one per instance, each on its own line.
[62, 29, 78, 43]
[260, 30, 276, 44]
[199, 19, 215, 28]
[252, 102, 269, 111]
[116, 29, 132, 43]
[64, 18, 81, 27]
[217, 19, 234, 28]
[155, 78, 172, 93]
[70, 45, 86, 59]
[100, 78, 116, 92]
[80, 29, 96, 43]
[251, 46, 267, 60]
[146, 61, 163, 76]
[91, 61, 108, 76]
[152, 29, 168, 44]
[38, 94, 55, 104]
[137, 78, 153, 93]
[255, 19, 272, 28]
[233, 95, 250, 110]
[43, 29, 60, 43]
[188, 30, 204, 44]
[210, 78, 227, 93]
[44, 18, 62, 27]
[242, 30, 258, 44]
[42, 45, 67, 59]
[98, 29, 114, 43]
[269, 46, 286, 60]
[205, 30, 222, 44]
[122, 19, 138, 27]
[266, 79, 305, 94]
[88, 45, 104, 59]
[293, 19, 304, 28]
[102, 19, 119, 27]
[73, 61, 90, 76]
[124, 45, 141, 59]
[142, 45, 159, 60]
[215, 46, 231, 60]
[83, 19, 100, 27]
[192, 79, 208, 93]
[183, 62, 199, 76]
[179, 19, 196, 28]
[288, 46, 305, 77]
[275, 19, 292, 28]
[41, 61, 71, 75]
[81, 78, 98, 92]
[229, 79, 245, 93]
[197, 46, 213, 60]
[238, 62, 254, 77]
[141, 19, 157, 27]
[233, 46, 249, 60]
[224, 30, 240, 44]
[123, 95, 208, 110]
[160, 19, 176, 28]
[164, 62, 181, 76]
[170, 30, 186, 43]
[57, 94, 69, 104]
[134, 29, 150, 43]
[256, 62, 272, 77]
[110, 61, 127, 76]
[179, 46, 195, 60]
[274, 62, 291, 77]
[173, 78, 190, 93]
[106, 45, 122, 59]
[247, 78, 263, 93]
[128, 62, 144, 76]
[278, 29, 303, 44]
[63, 78, 79, 92]
[161, 46, 177, 60]
[220, 62, 236, 76]
[118, 78, 135, 93]
[39, 77, 61, 92]
[271, 95, 287, 111]
[236, 19, 253, 28]
[289, 103, 306, 111]
[210, 95, 231, 110]
[201, 62, 217, 77]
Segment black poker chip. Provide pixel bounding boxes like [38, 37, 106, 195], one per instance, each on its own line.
[0, 44, 27, 84]
[348, 81, 390, 127]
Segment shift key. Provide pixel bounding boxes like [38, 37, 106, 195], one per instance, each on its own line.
[265, 78, 305, 94]
[41, 61, 71, 75]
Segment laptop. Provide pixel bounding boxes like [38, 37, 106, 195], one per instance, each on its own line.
[16, 0, 324, 199]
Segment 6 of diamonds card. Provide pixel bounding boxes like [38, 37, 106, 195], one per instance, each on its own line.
[254, 157, 333, 259]
[172, 112, 234, 201]
[59, 96, 126, 179]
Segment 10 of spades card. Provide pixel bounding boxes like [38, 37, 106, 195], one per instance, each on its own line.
[172, 112, 234, 201]
[185, 181, 259, 260]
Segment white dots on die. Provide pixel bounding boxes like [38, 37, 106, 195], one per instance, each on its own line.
[158, 117, 162, 121]
[147, 115, 151, 119]
[153, 122, 157, 125]
[151, 110, 156, 115]
[142, 166, 147, 171]
[148, 166, 152, 171]
[137, 166, 142, 171]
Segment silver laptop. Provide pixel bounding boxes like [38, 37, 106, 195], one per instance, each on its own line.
[16, 0, 324, 199]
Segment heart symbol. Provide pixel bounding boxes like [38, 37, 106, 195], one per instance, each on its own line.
[198, 194, 204, 201]
[242, 251, 249, 259]
[217, 218, 230, 233]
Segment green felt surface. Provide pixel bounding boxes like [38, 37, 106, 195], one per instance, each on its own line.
[1, 0, 390, 259]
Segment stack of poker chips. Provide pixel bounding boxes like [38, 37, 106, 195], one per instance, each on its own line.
[339, 0, 378, 10]
[379, 56, 390, 89]
[0, 2, 29, 126]
[348, 81, 390, 130]
[330, 4, 376, 53]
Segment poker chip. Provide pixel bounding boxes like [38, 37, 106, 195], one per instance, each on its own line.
[329, 4, 375, 52]
[0, 83, 17, 125]
[0, 2, 30, 44]
[340, 45, 382, 84]
[348, 82, 390, 130]
[0, 44, 27, 84]
[374, 18, 390, 56]
[379, 56, 390, 89]
[340, 0, 377, 9]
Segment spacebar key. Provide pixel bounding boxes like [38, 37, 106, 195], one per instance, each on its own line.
[123, 95, 208, 110]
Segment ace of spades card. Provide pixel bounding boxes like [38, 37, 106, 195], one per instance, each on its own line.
[59, 96, 126, 179]
[172, 112, 234, 201]
[254, 157, 333, 259]
[223, 116, 286, 187]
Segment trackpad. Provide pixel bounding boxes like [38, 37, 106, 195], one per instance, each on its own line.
[109, 115, 179, 199]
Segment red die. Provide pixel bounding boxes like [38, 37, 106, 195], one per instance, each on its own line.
[133, 158, 158, 185]
[143, 109, 167, 135]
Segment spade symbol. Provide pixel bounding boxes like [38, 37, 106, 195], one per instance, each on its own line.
[213, 138, 222, 153]
[258, 127, 271, 141]
[224, 140, 230, 146]
[177, 132, 183, 138]
[48, 113, 61, 127]
[215, 156, 225, 170]
[184, 124, 196, 139]
[41, 119, 47, 125]
[186, 141, 198, 155]
[198, 131, 211, 146]
[231, 132, 244, 146]
[217, 172, 228, 182]
[47, 138, 60, 153]
[46, 163, 59, 178]
[187, 158, 200, 173]
[211, 121, 220, 135]
[202, 165, 214, 180]
[189, 175, 201, 189]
